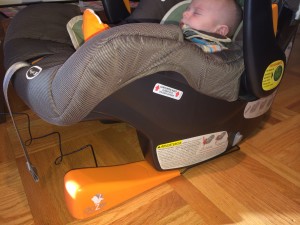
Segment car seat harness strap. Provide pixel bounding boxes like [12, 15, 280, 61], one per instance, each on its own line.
[3, 61, 39, 182]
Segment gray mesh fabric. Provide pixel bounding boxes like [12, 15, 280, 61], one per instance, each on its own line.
[14, 23, 243, 125]
[13, 53, 73, 123]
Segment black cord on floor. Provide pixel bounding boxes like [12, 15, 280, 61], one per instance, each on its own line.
[55, 144, 98, 167]
[180, 167, 192, 175]
[1, 111, 98, 167]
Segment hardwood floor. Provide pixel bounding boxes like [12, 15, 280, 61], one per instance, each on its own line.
[0, 31, 299, 225]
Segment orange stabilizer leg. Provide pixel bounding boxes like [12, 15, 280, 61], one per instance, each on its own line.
[64, 161, 180, 219]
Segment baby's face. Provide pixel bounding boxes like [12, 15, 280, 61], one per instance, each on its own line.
[180, 0, 220, 32]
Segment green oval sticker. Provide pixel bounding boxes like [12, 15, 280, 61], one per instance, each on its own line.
[262, 60, 284, 91]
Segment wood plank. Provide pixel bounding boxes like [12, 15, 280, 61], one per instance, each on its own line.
[0, 123, 15, 162]
[0, 161, 34, 225]
[168, 175, 233, 224]
[185, 153, 300, 224]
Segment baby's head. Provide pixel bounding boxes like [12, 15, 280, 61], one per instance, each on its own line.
[180, 0, 242, 37]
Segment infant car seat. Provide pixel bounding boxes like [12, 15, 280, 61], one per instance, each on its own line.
[2, 0, 299, 219]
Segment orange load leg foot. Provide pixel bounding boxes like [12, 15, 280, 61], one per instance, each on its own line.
[64, 161, 180, 219]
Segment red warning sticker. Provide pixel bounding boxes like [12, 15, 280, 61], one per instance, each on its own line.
[153, 83, 183, 100]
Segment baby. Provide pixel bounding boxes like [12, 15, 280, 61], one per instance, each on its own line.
[181, 0, 242, 37]
[180, 0, 242, 52]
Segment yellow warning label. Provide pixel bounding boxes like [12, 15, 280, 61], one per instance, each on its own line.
[262, 60, 284, 91]
[155, 132, 228, 170]
[157, 140, 182, 149]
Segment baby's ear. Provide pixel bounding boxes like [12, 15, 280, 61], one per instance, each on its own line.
[215, 25, 229, 36]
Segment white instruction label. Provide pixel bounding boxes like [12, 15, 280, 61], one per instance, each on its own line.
[153, 83, 183, 100]
[156, 131, 228, 170]
[244, 91, 276, 118]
